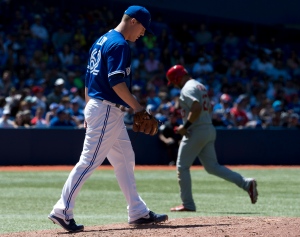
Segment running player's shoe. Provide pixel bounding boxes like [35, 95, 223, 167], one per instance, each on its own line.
[129, 211, 168, 225]
[48, 214, 84, 232]
[248, 179, 258, 204]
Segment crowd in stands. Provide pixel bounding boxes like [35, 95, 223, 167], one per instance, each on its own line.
[0, 1, 299, 129]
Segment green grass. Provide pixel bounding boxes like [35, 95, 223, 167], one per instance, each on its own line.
[0, 167, 299, 234]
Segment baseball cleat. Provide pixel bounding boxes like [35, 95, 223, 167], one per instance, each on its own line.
[129, 211, 168, 225]
[248, 179, 258, 204]
[170, 205, 195, 212]
[48, 214, 84, 232]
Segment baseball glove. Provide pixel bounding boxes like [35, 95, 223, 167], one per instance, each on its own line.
[133, 109, 159, 136]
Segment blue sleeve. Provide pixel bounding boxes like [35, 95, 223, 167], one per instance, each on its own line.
[109, 74, 126, 87]
[107, 44, 130, 87]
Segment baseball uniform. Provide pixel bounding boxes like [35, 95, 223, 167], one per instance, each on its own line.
[176, 79, 256, 210]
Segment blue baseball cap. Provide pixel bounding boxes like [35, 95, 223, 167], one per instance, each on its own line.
[124, 5, 154, 34]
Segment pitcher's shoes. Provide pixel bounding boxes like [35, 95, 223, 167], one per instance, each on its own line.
[129, 211, 168, 225]
[48, 214, 84, 232]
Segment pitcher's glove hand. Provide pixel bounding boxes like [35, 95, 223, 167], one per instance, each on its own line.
[133, 109, 159, 136]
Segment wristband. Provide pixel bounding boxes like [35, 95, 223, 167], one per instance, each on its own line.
[183, 120, 192, 129]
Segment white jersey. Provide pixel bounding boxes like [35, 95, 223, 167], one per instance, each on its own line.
[179, 79, 212, 126]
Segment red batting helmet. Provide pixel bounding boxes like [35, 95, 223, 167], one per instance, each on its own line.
[166, 65, 188, 86]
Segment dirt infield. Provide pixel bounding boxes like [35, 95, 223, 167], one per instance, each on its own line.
[1, 216, 300, 237]
[1, 165, 300, 236]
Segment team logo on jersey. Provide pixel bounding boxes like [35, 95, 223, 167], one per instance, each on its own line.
[126, 67, 131, 76]
[88, 48, 101, 75]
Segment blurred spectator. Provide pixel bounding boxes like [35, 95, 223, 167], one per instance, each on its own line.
[65, 71, 77, 90]
[158, 108, 182, 165]
[58, 44, 74, 70]
[15, 54, 34, 90]
[222, 108, 235, 128]
[213, 93, 232, 112]
[244, 35, 259, 59]
[194, 23, 212, 46]
[192, 57, 213, 78]
[0, 70, 14, 96]
[69, 87, 85, 109]
[59, 96, 71, 110]
[264, 100, 285, 128]
[251, 50, 274, 74]
[230, 94, 249, 127]
[74, 28, 86, 48]
[212, 109, 225, 127]
[271, 48, 285, 64]
[232, 53, 249, 72]
[69, 98, 84, 125]
[22, 110, 33, 127]
[287, 94, 300, 115]
[31, 86, 47, 111]
[170, 48, 184, 66]
[66, 55, 85, 76]
[30, 14, 49, 42]
[266, 60, 291, 81]
[222, 32, 240, 60]
[13, 111, 25, 128]
[132, 52, 146, 75]
[212, 106, 235, 128]
[142, 34, 157, 51]
[144, 50, 160, 77]
[0, 96, 6, 117]
[283, 79, 298, 102]
[156, 28, 170, 50]
[31, 107, 47, 127]
[146, 87, 161, 111]
[19, 19, 31, 38]
[51, 26, 72, 50]
[0, 108, 14, 128]
[47, 78, 66, 106]
[245, 104, 262, 128]
[287, 113, 300, 129]
[49, 107, 76, 127]
[45, 102, 59, 124]
[131, 84, 143, 103]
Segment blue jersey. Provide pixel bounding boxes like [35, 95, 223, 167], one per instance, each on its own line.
[85, 30, 132, 107]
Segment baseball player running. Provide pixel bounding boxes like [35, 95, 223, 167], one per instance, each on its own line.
[166, 65, 258, 212]
[48, 6, 168, 232]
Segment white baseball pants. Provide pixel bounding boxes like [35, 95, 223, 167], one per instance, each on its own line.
[51, 98, 149, 222]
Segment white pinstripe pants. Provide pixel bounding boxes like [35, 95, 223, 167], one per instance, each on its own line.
[51, 98, 149, 222]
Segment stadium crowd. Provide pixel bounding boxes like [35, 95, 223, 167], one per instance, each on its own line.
[0, 1, 299, 129]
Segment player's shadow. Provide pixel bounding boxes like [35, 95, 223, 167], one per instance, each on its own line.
[57, 223, 231, 235]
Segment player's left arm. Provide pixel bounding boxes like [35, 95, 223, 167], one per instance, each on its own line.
[112, 82, 144, 112]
